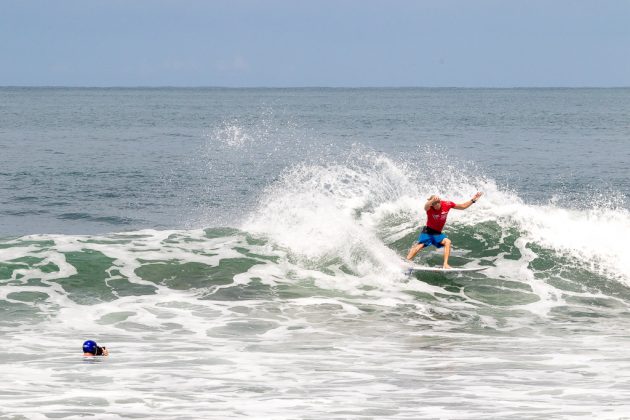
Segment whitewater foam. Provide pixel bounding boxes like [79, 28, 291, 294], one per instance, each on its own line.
[244, 153, 630, 286]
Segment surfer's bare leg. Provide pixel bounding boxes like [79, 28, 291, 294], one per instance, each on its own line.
[441, 238, 452, 268]
[406, 243, 425, 261]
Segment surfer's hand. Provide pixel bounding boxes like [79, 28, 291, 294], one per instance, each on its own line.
[473, 192, 483, 201]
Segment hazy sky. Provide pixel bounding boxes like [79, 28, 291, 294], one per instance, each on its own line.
[1, 0, 629, 87]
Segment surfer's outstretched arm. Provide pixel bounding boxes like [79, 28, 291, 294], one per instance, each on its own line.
[454, 192, 483, 210]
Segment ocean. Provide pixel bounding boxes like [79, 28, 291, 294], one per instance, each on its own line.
[1, 87, 629, 419]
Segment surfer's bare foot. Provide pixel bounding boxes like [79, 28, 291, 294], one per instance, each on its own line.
[443, 264, 452, 269]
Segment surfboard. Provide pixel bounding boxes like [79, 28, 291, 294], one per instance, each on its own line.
[406, 265, 488, 274]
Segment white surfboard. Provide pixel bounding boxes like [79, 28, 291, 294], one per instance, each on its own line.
[407, 265, 488, 274]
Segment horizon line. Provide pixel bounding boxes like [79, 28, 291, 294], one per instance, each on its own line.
[1, 85, 630, 90]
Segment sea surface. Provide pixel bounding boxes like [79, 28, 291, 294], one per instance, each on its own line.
[1, 87, 629, 419]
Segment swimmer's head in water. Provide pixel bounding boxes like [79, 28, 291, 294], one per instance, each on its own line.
[83, 340, 107, 356]
[82, 340, 98, 354]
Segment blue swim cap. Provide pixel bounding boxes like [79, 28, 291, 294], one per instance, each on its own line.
[82, 340, 98, 354]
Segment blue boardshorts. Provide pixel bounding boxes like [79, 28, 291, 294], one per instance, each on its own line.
[417, 230, 447, 248]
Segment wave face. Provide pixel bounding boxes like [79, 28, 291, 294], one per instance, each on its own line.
[2, 154, 630, 419]
[4, 152, 620, 317]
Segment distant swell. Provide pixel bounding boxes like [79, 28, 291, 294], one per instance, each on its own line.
[57, 212, 135, 225]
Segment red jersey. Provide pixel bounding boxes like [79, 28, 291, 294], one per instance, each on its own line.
[425, 201, 456, 233]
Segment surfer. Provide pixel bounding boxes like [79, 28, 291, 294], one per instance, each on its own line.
[406, 192, 483, 268]
[82, 340, 109, 356]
